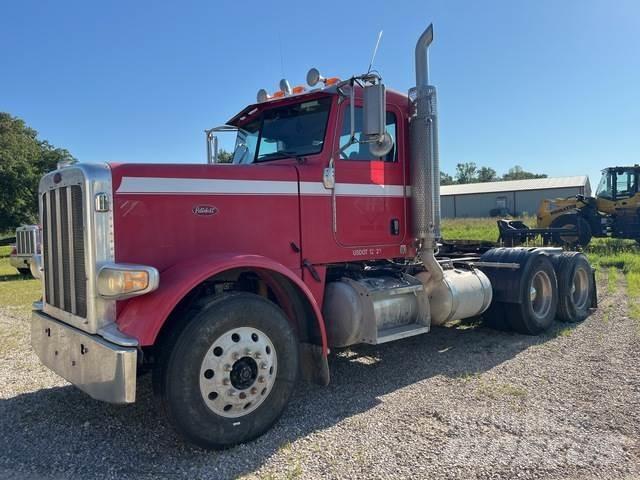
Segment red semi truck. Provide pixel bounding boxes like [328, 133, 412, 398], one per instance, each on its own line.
[30, 24, 595, 449]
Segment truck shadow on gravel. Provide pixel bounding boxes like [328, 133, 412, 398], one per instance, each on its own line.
[0, 319, 580, 479]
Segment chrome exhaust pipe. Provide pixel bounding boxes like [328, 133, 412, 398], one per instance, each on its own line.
[410, 23, 443, 286]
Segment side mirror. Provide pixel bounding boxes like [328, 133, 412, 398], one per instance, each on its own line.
[362, 82, 393, 157]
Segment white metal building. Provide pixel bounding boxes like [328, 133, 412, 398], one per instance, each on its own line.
[441, 176, 591, 218]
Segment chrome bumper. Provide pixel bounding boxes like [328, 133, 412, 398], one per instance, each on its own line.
[31, 310, 137, 403]
[9, 254, 30, 269]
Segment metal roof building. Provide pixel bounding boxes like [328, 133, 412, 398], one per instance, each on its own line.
[441, 175, 591, 218]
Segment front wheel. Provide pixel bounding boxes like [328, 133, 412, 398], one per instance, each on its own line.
[156, 293, 299, 449]
[550, 214, 592, 247]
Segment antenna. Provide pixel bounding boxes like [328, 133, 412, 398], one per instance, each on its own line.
[278, 32, 285, 78]
[367, 30, 384, 73]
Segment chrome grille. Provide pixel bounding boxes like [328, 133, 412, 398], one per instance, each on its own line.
[16, 228, 38, 255]
[42, 186, 87, 318]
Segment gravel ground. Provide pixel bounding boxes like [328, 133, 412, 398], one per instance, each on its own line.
[1, 274, 639, 480]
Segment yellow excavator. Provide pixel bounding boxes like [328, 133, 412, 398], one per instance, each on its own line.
[499, 166, 640, 247]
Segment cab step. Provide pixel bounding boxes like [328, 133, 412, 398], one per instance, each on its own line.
[371, 324, 430, 345]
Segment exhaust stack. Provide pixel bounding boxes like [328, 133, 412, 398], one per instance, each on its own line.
[410, 23, 443, 285]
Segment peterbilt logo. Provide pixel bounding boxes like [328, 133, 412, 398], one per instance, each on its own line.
[192, 205, 218, 216]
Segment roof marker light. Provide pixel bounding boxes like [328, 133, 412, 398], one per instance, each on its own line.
[306, 68, 324, 87]
[257, 89, 271, 103]
[279, 79, 292, 95]
[292, 85, 306, 94]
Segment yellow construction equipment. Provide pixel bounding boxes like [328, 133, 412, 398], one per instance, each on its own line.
[497, 166, 640, 247]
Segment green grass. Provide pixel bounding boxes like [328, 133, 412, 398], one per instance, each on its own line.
[0, 245, 41, 314]
[441, 217, 504, 242]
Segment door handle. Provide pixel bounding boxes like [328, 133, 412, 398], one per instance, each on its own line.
[390, 218, 400, 235]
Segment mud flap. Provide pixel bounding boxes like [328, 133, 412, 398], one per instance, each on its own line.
[591, 268, 598, 309]
[298, 342, 330, 386]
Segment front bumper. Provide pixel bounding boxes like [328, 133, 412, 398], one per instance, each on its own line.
[9, 254, 30, 270]
[31, 310, 137, 403]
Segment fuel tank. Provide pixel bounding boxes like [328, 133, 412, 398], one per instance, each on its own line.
[416, 268, 492, 326]
[323, 274, 430, 347]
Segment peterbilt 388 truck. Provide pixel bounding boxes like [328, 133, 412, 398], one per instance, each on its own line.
[30, 24, 595, 449]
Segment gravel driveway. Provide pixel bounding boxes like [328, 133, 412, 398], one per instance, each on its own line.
[1, 274, 639, 479]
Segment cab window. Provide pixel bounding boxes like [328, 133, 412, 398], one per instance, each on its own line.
[339, 107, 397, 162]
[615, 171, 636, 199]
[596, 172, 613, 200]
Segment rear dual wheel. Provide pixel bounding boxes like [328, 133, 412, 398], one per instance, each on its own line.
[482, 250, 594, 334]
[155, 293, 298, 449]
[555, 252, 593, 323]
[506, 255, 558, 335]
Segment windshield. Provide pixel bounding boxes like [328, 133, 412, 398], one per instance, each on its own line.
[231, 97, 332, 164]
[596, 171, 613, 200]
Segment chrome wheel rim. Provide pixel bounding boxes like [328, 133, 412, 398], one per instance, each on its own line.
[571, 266, 590, 310]
[199, 327, 277, 418]
[530, 270, 552, 320]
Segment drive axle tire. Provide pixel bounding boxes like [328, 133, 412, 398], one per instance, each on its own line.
[555, 252, 593, 323]
[506, 255, 558, 335]
[156, 292, 299, 449]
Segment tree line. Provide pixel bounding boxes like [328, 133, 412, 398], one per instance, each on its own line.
[440, 162, 547, 186]
[0, 113, 76, 232]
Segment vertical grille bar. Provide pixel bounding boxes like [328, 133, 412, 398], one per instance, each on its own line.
[66, 186, 77, 314]
[71, 186, 87, 318]
[55, 188, 65, 309]
[45, 192, 54, 305]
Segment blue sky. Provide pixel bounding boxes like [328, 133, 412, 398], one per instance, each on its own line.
[2, 0, 639, 187]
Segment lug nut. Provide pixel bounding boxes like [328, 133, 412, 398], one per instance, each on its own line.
[223, 378, 230, 386]
[258, 376, 265, 384]
[227, 389, 236, 397]
[245, 348, 252, 355]
[250, 387, 258, 395]
[254, 352, 262, 359]
[260, 362, 268, 370]
[223, 364, 232, 372]
[239, 392, 247, 399]
[232, 352, 240, 361]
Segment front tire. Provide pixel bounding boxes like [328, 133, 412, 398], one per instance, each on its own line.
[156, 293, 298, 449]
[550, 214, 592, 247]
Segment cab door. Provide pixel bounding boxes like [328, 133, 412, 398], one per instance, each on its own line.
[332, 102, 408, 247]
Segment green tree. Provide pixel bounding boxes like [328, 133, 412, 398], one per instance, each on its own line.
[477, 166, 497, 183]
[502, 165, 547, 181]
[0, 113, 76, 232]
[440, 171, 454, 186]
[455, 162, 478, 184]
[217, 148, 233, 164]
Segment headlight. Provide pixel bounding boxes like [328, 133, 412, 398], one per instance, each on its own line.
[97, 264, 159, 299]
